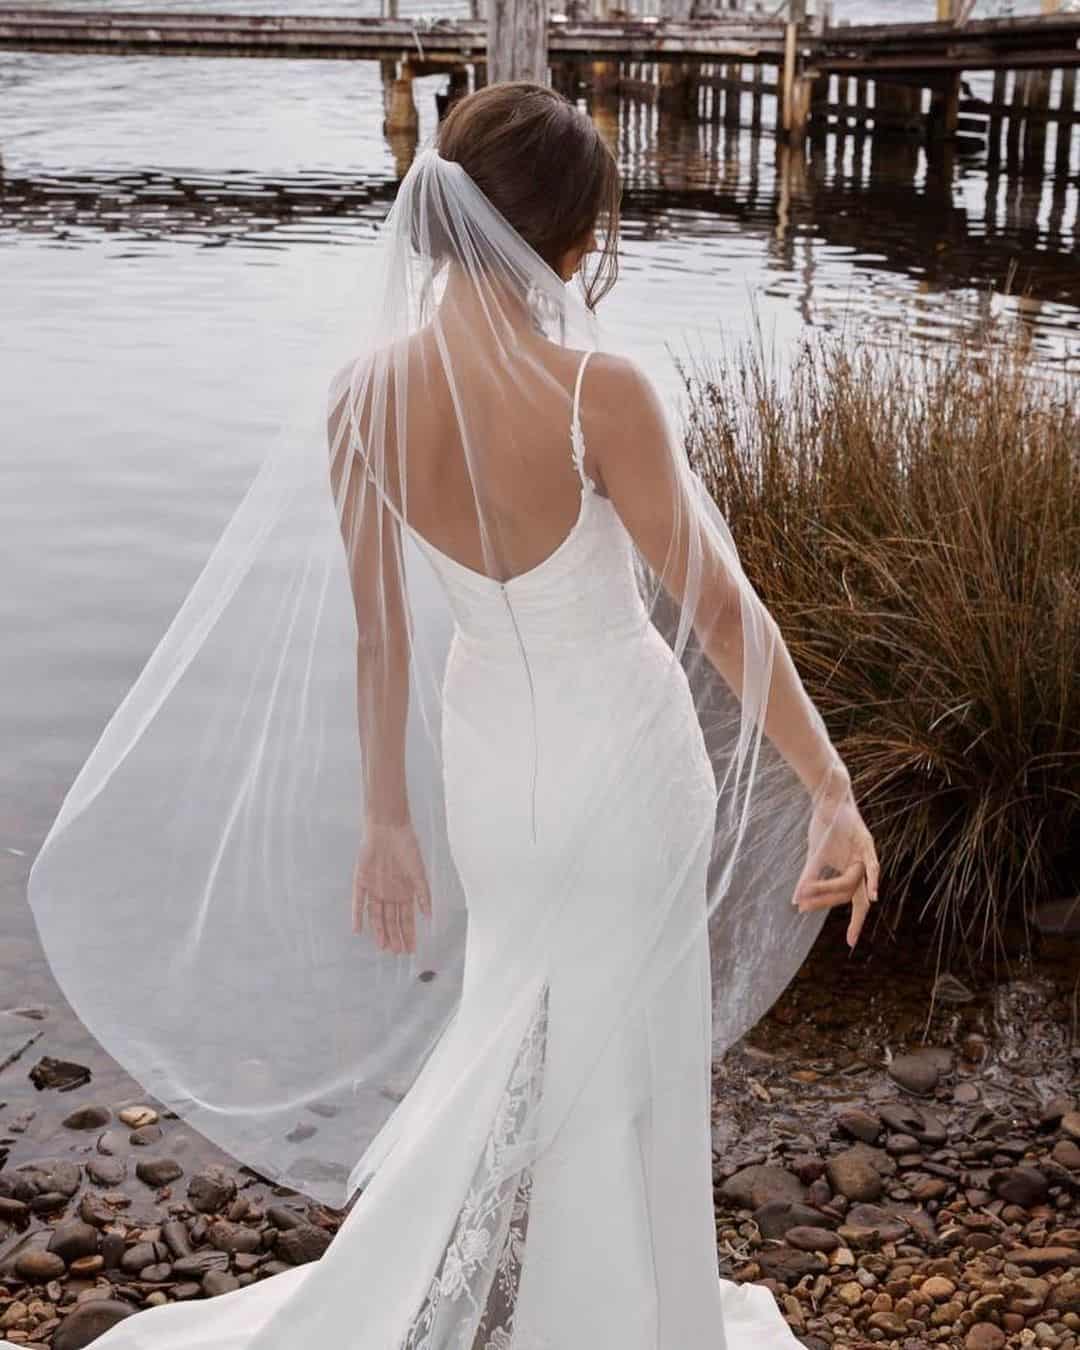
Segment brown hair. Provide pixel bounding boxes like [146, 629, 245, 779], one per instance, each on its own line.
[436, 82, 621, 309]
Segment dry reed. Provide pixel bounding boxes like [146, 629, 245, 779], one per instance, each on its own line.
[683, 317, 1079, 965]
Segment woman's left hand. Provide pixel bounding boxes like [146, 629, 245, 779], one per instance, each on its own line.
[793, 786, 880, 949]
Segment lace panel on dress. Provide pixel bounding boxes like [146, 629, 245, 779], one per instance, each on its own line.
[401, 983, 549, 1350]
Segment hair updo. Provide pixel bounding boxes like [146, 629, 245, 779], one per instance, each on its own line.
[435, 82, 621, 309]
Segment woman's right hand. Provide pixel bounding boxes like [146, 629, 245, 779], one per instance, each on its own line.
[352, 821, 432, 955]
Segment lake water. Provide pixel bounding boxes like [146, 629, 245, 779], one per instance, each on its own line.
[1, 0, 1079, 1059]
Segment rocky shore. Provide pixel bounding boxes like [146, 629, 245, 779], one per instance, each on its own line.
[2, 916, 1078, 1349]
[710, 923, 1080, 1348]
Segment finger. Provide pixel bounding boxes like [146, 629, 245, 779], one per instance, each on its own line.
[359, 880, 372, 934]
[416, 871, 432, 919]
[799, 861, 864, 897]
[847, 878, 871, 948]
[798, 889, 860, 913]
[796, 866, 864, 908]
[370, 899, 388, 951]
[401, 901, 416, 954]
[387, 900, 404, 955]
[866, 846, 880, 903]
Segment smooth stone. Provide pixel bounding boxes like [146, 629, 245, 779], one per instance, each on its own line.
[753, 1201, 833, 1240]
[188, 1167, 237, 1214]
[27, 1056, 91, 1092]
[53, 1298, 134, 1350]
[0, 1197, 29, 1224]
[14, 1248, 66, 1281]
[1010, 1247, 1080, 1271]
[120, 1241, 165, 1274]
[1052, 1140, 1080, 1170]
[128, 1124, 163, 1146]
[117, 1105, 159, 1129]
[16, 1159, 82, 1197]
[172, 1250, 229, 1277]
[785, 1226, 840, 1253]
[61, 1105, 111, 1131]
[756, 1247, 827, 1283]
[203, 1269, 241, 1296]
[965, 1325, 1006, 1350]
[274, 1223, 332, 1265]
[79, 1192, 114, 1228]
[30, 1190, 68, 1213]
[69, 1254, 105, 1276]
[135, 1158, 183, 1188]
[719, 1164, 807, 1210]
[208, 1219, 262, 1255]
[836, 1109, 882, 1144]
[889, 1049, 952, 1095]
[47, 1219, 99, 1262]
[993, 1165, 1050, 1208]
[86, 1157, 126, 1187]
[826, 1148, 884, 1202]
[1061, 1112, 1080, 1142]
[161, 1219, 193, 1259]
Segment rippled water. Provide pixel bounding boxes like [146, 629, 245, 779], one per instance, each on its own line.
[1, 0, 1079, 1036]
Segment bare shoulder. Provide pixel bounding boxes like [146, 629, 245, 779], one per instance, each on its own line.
[578, 351, 673, 477]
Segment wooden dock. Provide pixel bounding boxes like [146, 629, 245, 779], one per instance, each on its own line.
[0, 4, 1078, 167]
[0, 8, 789, 63]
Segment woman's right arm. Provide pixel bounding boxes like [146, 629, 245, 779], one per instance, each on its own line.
[587, 354, 879, 946]
[327, 364, 431, 954]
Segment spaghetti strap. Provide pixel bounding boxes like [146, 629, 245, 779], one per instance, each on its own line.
[569, 349, 596, 491]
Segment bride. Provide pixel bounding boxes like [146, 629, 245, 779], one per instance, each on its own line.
[12, 82, 878, 1349]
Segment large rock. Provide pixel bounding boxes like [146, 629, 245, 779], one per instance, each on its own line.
[718, 1164, 807, 1210]
[992, 1165, 1049, 1209]
[14, 1247, 66, 1281]
[965, 1325, 1006, 1350]
[275, 1223, 332, 1265]
[135, 1157, 184, 1188]
[752, 1201, 832, 1240]
[15, 1158, 82, 1198]
[888, 1048, 951, 1096]
[826, 1147, 884, 1202]
[1009, 1247, 1080, 1272]
[62, 1105, 111, 1131]
[86, 1157, 126, 1187]
[836, 1109, 881, 1144]
[208, 1219, 262, 1255]
[188, 1166, 237, 1214]
[47, 1218, 99, 1262]
[53, 1299, 134, 1350]
[756, 1247, 827, 1282]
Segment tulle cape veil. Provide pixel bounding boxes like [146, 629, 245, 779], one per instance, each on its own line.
[24, 143, 843, 1211]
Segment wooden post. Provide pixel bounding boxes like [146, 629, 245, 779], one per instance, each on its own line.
[927, 73, 960, 141]
[1022, 66, 1051, 176]
[725, 62, 742, 130]
[1055, 67, 1076, 179]
[780, 16, 797, 137]
[384, 63, 419, 133]
[487, 0, 547, 84]
[808, 68, 829, 139]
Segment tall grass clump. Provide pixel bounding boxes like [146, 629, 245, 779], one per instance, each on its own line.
[683, 320, 1079, 966]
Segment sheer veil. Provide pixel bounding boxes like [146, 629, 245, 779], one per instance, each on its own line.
[24, 101, 869, 1213]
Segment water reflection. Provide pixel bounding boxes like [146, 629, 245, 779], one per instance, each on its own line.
[3, 90, 1076, 356]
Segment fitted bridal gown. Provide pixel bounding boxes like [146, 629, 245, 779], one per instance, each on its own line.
[3, 350, 802, 1350]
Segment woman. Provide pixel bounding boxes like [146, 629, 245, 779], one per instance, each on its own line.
[14, 83, 877, 1348]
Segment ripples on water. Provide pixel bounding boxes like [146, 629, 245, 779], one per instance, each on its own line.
[1, 3, 1078, 949]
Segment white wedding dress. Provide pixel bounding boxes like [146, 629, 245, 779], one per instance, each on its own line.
[2, 350, 802, 1350]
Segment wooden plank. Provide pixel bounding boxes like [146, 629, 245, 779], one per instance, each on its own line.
[488, 0, 545, 81]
